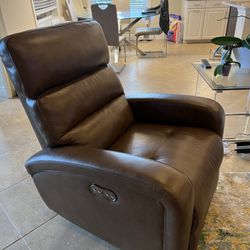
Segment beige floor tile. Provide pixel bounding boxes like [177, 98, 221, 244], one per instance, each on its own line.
[0, 206, 20, 249]
[0, 143, 40, 191]
[0, 126, 38, 156]
[24, 216, 119, 250]
[221, 149, 250, 172]
[0, 97, 7, 103]
[0, 98, 39, 154]
[4, 239, 29, 250]
[0, 178, 56, 236]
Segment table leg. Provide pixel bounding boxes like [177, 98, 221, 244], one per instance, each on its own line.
[124, 38, 146, 56]
[195, 72, 200, 96]
[243, 90, 250, 134]
[119, 18, 142, 35]
[114, 47, 119, 63]
[214, 91, 217, 101]
[119, 18, 148, 56]
[223, 90, 250, 144]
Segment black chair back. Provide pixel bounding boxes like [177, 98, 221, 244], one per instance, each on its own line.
[159, 0, 169, 35]
[91, 4, 120, 46]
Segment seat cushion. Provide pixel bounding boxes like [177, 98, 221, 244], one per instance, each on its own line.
[135, 27, 162, 37]
[110, 123, 223, 243]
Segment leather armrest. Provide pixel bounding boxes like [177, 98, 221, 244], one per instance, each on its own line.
[127, 93, 225, 137]
[26, 145, 194, 249]
[26, 145, 193, 199]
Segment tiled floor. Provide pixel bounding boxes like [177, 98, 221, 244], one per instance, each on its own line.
[0, 41, 249, 249]
[0, 97, 7, 103]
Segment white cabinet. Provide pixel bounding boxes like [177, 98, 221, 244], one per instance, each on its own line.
[183, 0, 229, 42]
[202, 8, 229, 39]
[184, 9, 205, 40]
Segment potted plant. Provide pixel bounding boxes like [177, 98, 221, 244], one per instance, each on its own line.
[211, 35, 250, 76]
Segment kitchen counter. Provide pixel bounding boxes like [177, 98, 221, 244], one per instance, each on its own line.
[224, 0, 250, 10]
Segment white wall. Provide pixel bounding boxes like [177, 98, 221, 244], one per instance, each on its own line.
[0, 0, 36, 98]
[169, 0, 182, 15]
[0, 7, 6, 38]
[0, 60, 15, 99]
[57, 0, 85, 19]
[0, 0, 36, 35]
[151, 0, 183, 15]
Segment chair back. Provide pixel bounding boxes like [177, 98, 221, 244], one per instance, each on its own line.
[0, 22, 134, 149]
[159, 0, 169, 35]
[91, 4, 119, 46]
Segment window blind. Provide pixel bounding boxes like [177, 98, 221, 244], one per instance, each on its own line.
[130, 0, 150, 10]
[90, 0, 112, 4]
[90, 0, 149, 9]
[33, 0, 57, 15]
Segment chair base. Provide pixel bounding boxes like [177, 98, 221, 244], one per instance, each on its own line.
[109, 44, 126, 74]
[138, 50, 166, 58]
[135, 32, 168, 58]
[109, 62, 125, 74]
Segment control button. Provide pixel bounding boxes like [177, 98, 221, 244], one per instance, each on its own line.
[89, 184, 117, 202]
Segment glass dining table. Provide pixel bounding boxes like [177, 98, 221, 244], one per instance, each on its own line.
[117, 9, 160, 35]
[78, 8, 160, 55]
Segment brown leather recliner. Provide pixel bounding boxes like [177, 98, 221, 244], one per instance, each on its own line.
[0, 22, 224, 250]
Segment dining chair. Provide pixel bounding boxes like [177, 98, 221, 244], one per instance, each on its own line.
[135, 0, 169, 58]
[91, 3, 126, 68]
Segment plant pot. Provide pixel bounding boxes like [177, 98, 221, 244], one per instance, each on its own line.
[222, 64, 231, 76]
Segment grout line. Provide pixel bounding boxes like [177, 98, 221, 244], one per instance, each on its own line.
[0, 177, 30, 194]
[1, 238, 24, 250]
[1, 213, 58, 250]
[19, 238, 31, 250]
[21, 214, 58, 238]
[18, 214, 58, 250]
[0, 202, 24, 248]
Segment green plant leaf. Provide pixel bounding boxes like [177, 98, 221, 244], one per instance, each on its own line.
[246, 34, 250, 43]
[242, 39, 250, 49]
[227, 58, 233, 63]
[211, 36, 242, 47]
[214, 65, 223, 76]
[232, 61, 241, 68]
[222, 49, 234, 64]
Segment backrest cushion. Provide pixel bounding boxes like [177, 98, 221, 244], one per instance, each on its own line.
[0, 22, 134, 148]
[1, 22, 109, 99]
